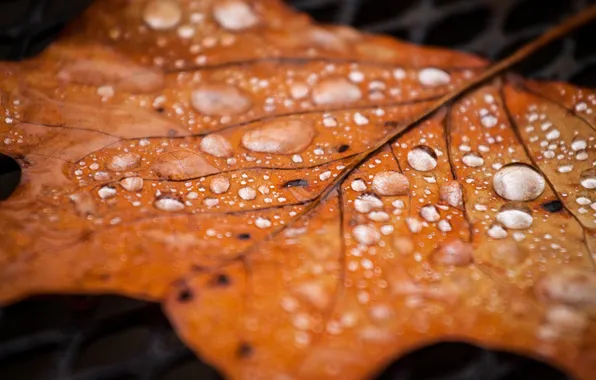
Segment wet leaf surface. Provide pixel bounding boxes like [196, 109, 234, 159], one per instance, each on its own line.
[1, 1, 596, 379]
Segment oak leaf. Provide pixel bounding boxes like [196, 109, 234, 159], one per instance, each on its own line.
[1, 0, 596, 379]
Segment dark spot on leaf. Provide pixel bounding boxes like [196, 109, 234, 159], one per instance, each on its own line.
[237, 233, 251, 240]
[337, 144, 350, 153]
[212, 273, 230, 287]
[0, 153, 21, 200]
[384, 120, 399, 127]
[156, 107, 165, 113]
[236, 342, 253, 358]
[177, 288, 193, 303]
[282, 179, 308, 188]
[541, 200, 563, 213]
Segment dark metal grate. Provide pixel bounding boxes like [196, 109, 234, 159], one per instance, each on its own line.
[1, 0, 595, 379]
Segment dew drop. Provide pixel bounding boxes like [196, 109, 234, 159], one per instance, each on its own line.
[312, 78, 362, 106]
[350, 179, 367, 192]
[354, 194, 383, 213]
[213, 0, 259, 31]
[98, 186, 117, 199]
[238, 187, 256, 200]
[420, 204, 440, 222]
[242, 119, 315, 154]
[496, 203, 533, 230]
[352, 225, 381, 245]
[371, 171, 409, 196]
[432, 239, 473, 266]
[107, 153, 140, 172]
[255, 217, 272, 229]
[200, 134, 234, 158]
[120, 177, 143, 192]
[571, 137, 587, 151]
[210, 176, 230, 194]
[493, 163, 545, 201]
[191, 84, 251, 116]
[461, 152, 484, 167]
[407, 145, 437, 172]
[418, 68, 450, 87]
[143, 0, 182, 31]
[487, 224, 507, 239]
[580, 168, 596, 189]
[155, 196, 185, 212]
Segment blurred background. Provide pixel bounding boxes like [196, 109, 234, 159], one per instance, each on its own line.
[1, 0, 594, 379]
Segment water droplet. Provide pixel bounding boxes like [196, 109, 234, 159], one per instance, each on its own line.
[406, 217, 422, 233]
[493, 163, 545, 201]
[213, 0, 259, 31]
[420, 204, 440, 222]
[432, 239, 473, 266]
[439, 181, 463, 208]
[350, 179, 367, 192]
[480, 114, 498, 128]
[418, 68, 450, 87]
[107, 153, 140, 172]
[312, 78, 362, 105]
[371, 171, 409, 196]
[210, 176, 230, 194]
[407, 145, 437, 172]
[255, 217, 272, 228]
[155, 196, 185, 212]
[98, 186, 117, 199]
[354, 194, 383, 213]
[200, 134, 234, 158]
[580, 168, 596, 189]
[238, 187, 256, 200]
[496, 203, 533, 229]
[537, 268, 596, 312]
[242, 119, 315, 154]
[487, 224, 507, 239]
[571, 137, 587, 151]
[368, 211, 390, 222]
[191, 84, 251, 116]
[461, 152, 484, 167]
[120, 177, 143, 192]
[437, 219, 452, 232]
[353, 225, 381, 245]
[143, 0, 182, 30]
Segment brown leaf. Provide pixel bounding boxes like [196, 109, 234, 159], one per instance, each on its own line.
[1, 0, 596, 379]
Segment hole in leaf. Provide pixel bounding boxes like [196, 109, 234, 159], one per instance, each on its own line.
[425, 7, 492, 47]
[0, 153, 21, 200]
[374, 342, 569, 380]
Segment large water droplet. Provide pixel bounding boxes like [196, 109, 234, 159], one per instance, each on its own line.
[493, 163, 545, 201]
[407, 145, 437, 172]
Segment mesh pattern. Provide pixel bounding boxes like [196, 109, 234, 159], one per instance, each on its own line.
[1, 0, 595, 379]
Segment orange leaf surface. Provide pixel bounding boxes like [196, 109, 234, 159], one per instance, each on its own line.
[1, 1, 596, 379]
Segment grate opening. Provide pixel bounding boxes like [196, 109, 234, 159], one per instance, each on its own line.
[1, 0, 596, 379]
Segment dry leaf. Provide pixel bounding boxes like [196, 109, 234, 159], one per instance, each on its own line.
[1, 0, 596, 379]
